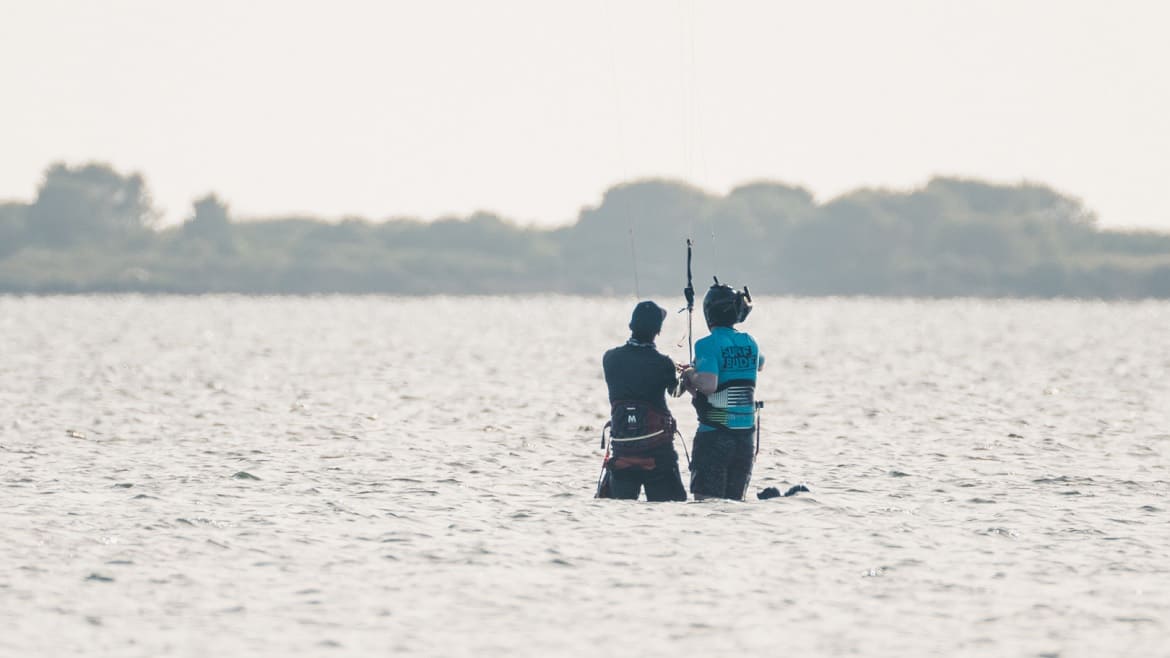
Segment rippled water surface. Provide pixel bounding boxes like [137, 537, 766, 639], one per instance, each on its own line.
[2, 296, 1168, 657]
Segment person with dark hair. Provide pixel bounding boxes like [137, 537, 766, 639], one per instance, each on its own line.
[679, 281, 764, 500]
[599, 301, 687, 501]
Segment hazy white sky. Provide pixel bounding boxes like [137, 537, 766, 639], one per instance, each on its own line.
[2, 0, 1168, 229]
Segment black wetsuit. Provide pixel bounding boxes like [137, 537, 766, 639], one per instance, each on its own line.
[601, 341, 686, 502]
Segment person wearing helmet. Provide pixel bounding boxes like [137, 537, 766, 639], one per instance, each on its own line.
[679, 281, 764, 500]
[599, 300, 688, 501]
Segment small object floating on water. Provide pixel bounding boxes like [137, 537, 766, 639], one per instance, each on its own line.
[232, 471, 260, 481]
[757, 484, 810, 499]
[66, 429, 86, 439]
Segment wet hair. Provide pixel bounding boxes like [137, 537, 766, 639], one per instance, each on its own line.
[629, 300, 667, 342]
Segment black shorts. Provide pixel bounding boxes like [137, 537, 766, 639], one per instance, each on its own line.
[689, 428, 755, 500]
[606, 443, 687, 502]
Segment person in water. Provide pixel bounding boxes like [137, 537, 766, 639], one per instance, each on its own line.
[679, 281, 764, 500]
[599, 300, 687, 502]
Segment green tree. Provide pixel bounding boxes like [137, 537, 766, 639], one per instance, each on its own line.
[181, 193, 235, 252]
[26, 162, 157, 246]
[562, 179, 716, 293]
[0, 202, 28, 258]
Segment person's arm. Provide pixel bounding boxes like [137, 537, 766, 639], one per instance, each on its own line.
[665, 359, 684, 398]
[682, 338, 720, 396]
[681, 367, 717, 395]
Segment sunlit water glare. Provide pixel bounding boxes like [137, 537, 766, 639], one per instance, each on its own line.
[1, 296, 1167, 657]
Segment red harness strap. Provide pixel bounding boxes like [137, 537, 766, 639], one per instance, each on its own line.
[607, 455, 657, 471]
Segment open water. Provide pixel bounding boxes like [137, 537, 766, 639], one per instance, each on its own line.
[1, 296, 1167, 657]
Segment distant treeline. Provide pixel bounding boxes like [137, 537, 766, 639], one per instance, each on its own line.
[2, 161, 1170, 297]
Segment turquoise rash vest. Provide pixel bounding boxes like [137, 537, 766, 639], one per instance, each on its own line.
[692, 326, 760, 432]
